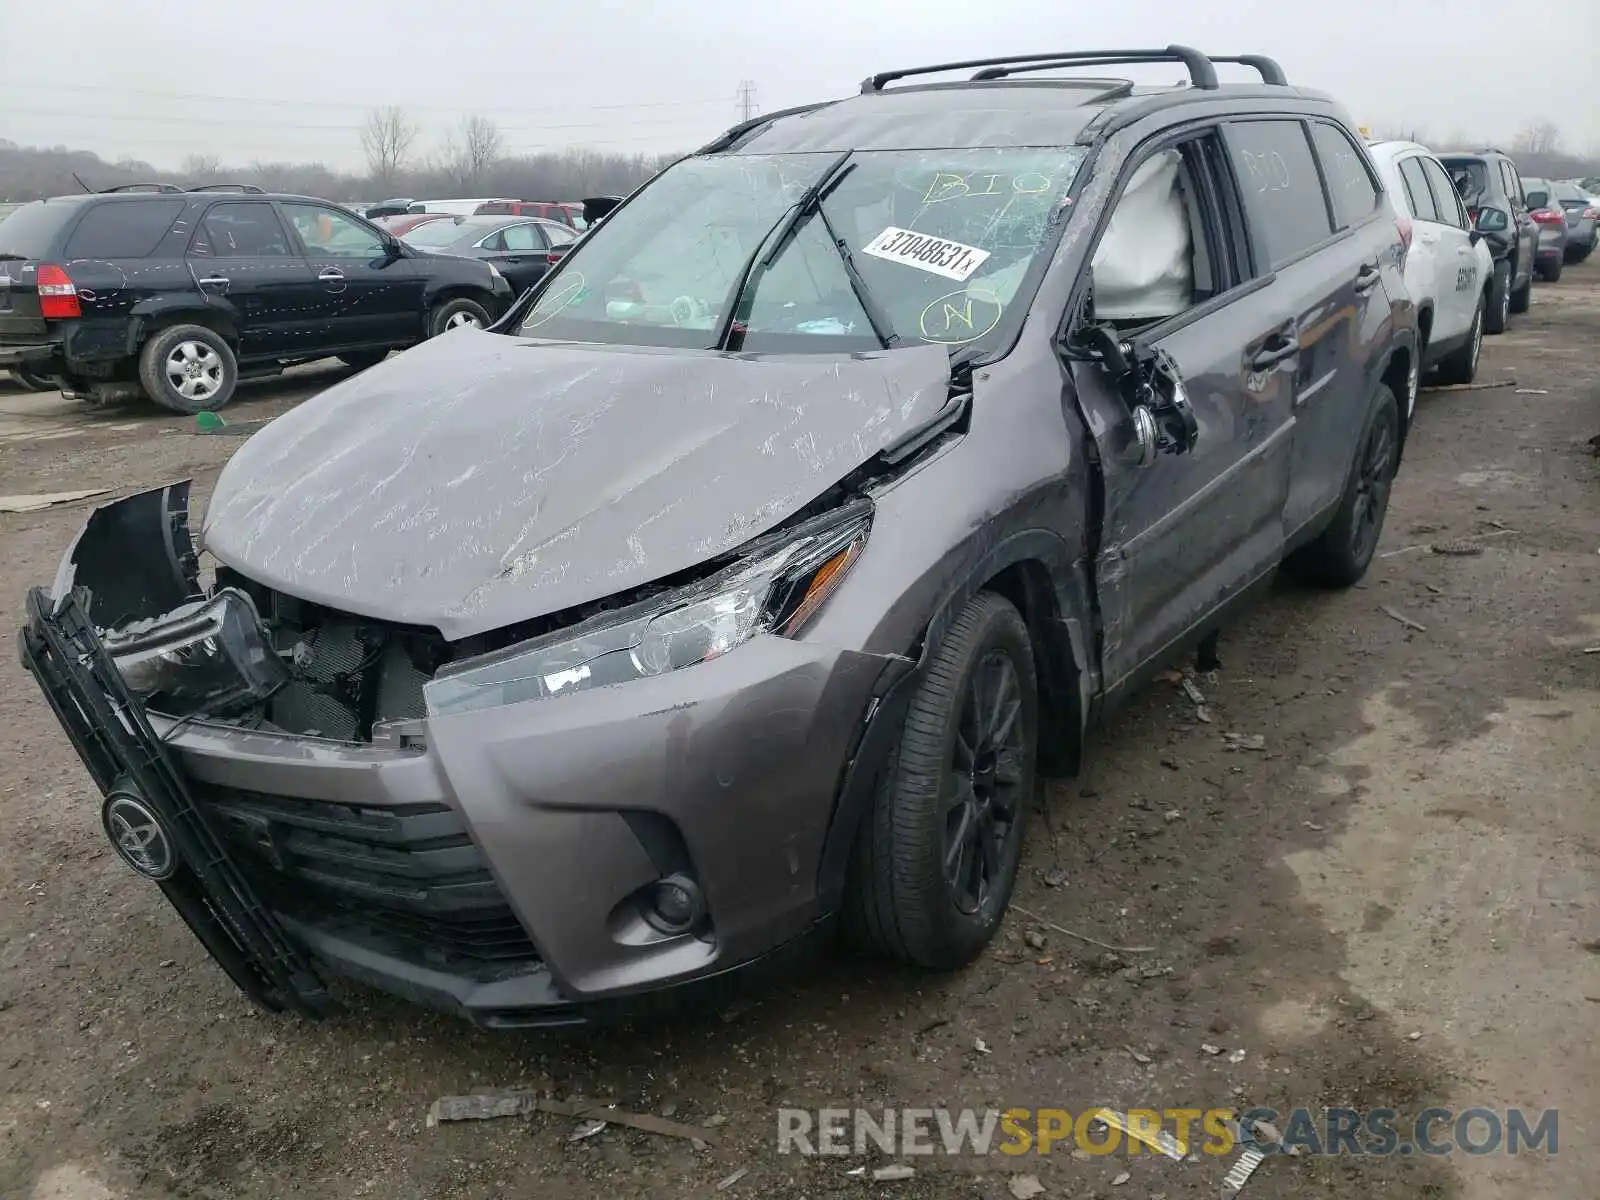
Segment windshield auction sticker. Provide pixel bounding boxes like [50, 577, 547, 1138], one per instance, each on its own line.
[861, 226, 992, 282]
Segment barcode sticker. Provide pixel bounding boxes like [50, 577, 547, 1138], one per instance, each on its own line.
[860, 226, 991, 281]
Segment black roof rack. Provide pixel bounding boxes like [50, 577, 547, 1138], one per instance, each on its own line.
[186, 183, 265, 194]
[863, 46, 1221, 93]
[1207, 55, 1288, 85]
[100, 182, 184, 194]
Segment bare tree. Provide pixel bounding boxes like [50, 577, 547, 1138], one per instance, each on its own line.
[442, 114, 504, 190]
[1512, 122, 1561, 156]
[180, 152, 223, 182]
[360, 106, 420, 192]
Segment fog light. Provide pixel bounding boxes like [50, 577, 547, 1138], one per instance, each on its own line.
[642, 873, 705, 936]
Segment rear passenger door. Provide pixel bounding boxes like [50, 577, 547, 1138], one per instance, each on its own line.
[1224, 118, 1381, 544]
[1067, 127, 1294, 693]
[187, 201, 318, 360]
[1415, 154, 1481, 347]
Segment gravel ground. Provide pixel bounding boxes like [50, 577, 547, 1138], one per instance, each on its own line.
[1, 270, 1596, 1200]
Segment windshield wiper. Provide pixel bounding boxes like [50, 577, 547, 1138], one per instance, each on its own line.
[717, 150, 854, 351]
[812, 201, 899, 349]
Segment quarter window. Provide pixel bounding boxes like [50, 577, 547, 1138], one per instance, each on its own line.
[1309, 123, 1380, 229]
[63, 199, 185, 259]
[1225, 120, 1333, 268]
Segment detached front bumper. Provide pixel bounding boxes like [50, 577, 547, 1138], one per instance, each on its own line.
[20, 483, 908, 1027]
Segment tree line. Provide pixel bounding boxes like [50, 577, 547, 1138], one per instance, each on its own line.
[0, 107, 686, 205]
[3, 105, 1597, 207]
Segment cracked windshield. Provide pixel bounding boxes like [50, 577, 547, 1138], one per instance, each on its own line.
[519, 148, 1087, 353]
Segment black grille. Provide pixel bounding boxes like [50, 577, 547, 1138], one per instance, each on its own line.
[196, 786, 540, 976]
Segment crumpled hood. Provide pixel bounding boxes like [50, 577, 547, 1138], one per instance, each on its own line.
[201, 331, 951, 640]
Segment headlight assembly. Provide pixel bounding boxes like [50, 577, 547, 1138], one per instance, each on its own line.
[100, 588, 289, 718]
[423, 504, 871, 718]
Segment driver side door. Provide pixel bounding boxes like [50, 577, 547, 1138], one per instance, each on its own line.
[1065, 126, 1294, 698]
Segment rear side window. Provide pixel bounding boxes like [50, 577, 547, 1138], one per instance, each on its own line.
[1419, 158, 1467, 230]
[191, 202, 293, 257]
[62, 199, 185, 259]
[1309, 123, 1380, 229]
[1398, 158, 1440, 222]
[0, 202, 84, 258]
[1225, 119, 1333, 268]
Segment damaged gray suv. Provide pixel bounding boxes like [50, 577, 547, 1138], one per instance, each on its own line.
[21, 47, 1417, 1027]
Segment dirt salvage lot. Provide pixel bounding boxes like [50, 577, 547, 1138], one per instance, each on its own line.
[1, 272, 1598, 1200]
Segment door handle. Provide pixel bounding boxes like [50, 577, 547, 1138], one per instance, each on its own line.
[1354, 263, 1381, 294]
[1249, 334, 1299, 370]
[318, 268, 345, 281]
[196, 276, 230, 293]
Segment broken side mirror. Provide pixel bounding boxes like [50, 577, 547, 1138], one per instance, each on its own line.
[1077, 323, 1197, 465]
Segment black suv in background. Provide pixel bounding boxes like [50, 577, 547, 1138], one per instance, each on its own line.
[1438, 150, 1541, 327]
[0, 184, 512, 412]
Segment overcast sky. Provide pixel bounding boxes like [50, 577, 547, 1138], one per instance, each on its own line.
[2, 0, 1596, 171]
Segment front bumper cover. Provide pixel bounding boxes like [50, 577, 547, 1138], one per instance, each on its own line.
[21, 482, 911, 1027]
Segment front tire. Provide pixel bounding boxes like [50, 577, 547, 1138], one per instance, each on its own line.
[138, 324, 237, 414]
[427, 297, 491, 338]
[1484, 260, 1510, 334]
[1283, 383, 1400, 589]
[1432, 299, 1483, 386]
[845, 591, 1038, 970]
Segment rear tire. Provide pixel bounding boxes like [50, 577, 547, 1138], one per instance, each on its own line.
[844, 591, 1038, 970]
[137, 324, 238, 414]
[1483, 261, 1510, 334]
[1432, 299, 1483, 386]
[1508, 265, 1532, 315]
[427, 297, 491, 338]
[1537, 257, 1563, 283]
[1283, 383, 1400, 589]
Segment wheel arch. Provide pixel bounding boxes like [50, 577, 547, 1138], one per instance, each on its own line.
[814, 531, 1092, 909]
[1376, 334, 1416, 462]
[127, 305, 240, 356]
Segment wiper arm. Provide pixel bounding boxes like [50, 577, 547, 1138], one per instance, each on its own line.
[812, 202, 899, 349]
[717, 150, 854, 351]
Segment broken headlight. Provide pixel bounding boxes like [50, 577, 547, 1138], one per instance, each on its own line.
[100, 588, 289, 719]
[423, 506, 871, 718]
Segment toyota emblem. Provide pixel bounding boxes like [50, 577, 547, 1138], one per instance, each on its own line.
[101, 792, 177, 881]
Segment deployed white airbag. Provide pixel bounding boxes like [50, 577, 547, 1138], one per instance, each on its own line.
[1090, 149, 1193, 321]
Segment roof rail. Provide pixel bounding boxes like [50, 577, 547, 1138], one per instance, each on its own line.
[967, 64, 1137, 96]
[1208, 55, 1288, 85]
[186, 183, 265, 194]
[696, 100, 837, 153]
[100, 182, 184, 194]
[862, 46, 1220, 93]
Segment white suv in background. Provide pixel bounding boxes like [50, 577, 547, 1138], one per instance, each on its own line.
[1366, 140, 1495, 395]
